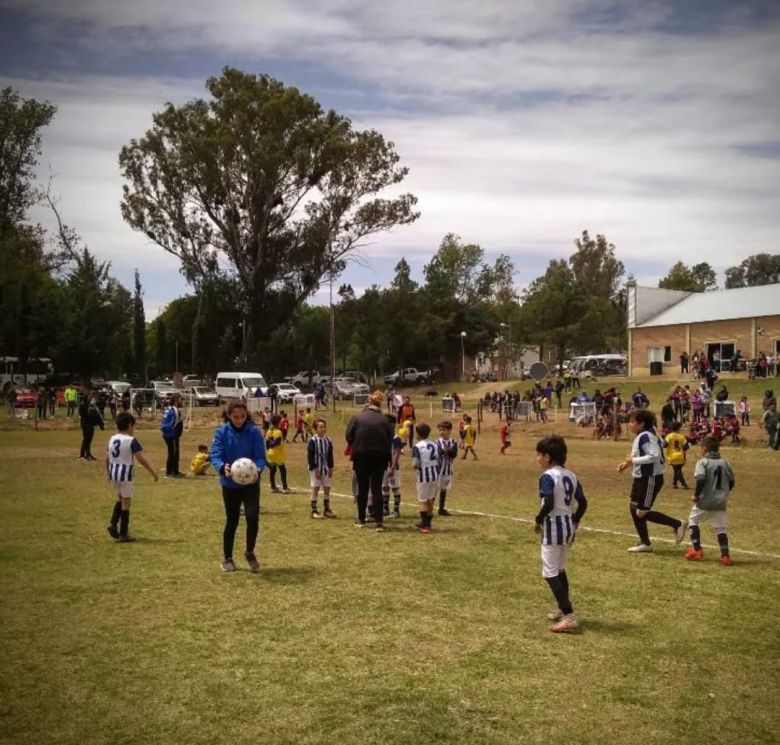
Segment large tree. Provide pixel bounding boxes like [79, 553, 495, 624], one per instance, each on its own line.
[659, 261, 717, 292]
[120, 67, 418, 363]
[724, 253, 780, 288]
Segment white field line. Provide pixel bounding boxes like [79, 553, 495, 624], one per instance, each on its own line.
[314, 489, 780, 561]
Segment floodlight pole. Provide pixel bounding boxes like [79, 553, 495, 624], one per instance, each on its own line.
[329, 261, 336, 413]
[460, 331, 467, 381]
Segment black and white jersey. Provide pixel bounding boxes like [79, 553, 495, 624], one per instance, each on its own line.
[107, 433, 142, 482]
[538, 466, 584, 546]
[412, 439, 440, 483]
[436, 437, 458, 476]
[630, 430, 665, 478]
[307, 435, 333, 476]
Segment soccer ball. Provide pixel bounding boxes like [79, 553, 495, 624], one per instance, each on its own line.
[230, 458, 258, 485]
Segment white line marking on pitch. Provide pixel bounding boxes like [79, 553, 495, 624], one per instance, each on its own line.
[316, 489, 780, 561]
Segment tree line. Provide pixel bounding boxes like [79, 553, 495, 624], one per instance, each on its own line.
[1, 74, 778, 385]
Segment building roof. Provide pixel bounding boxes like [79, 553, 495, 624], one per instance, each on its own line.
[636, 283, 779, 328]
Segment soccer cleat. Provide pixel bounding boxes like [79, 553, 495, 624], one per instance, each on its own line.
[548, 609, 564, 622]
[720, 555, 733, 566]
[674, 520, 688, 545]
[354, 521, 366, 528]
[419, 527, 432, 535]
[388, 510, 400, 519]
[685, 547, 703, 561]
[550, 614, 581, 634]
[311, 511, 323, 519]
[323, 509, 336, 519]
[375, 524, 386, 533]
[628, 543, 653, 553]
[117, 534, 136, 543]
[221, 558, 236, 573]
[270, 487, 281, 493]
[282, 488, 293, 494]
[106, 525, 119, 540]
[245, 552, 260, 573]
[438, 508, 451, 516]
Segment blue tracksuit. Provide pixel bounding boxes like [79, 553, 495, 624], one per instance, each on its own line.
[210, 420, 267, 489]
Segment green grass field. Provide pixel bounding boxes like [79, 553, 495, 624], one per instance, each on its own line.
[1, 376, 779, 745]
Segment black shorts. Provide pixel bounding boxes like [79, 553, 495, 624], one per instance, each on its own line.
[630, 475, 664, 510]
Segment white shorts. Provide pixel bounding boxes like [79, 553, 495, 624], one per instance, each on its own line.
[688, 505, 728, 531]
[416, 481, 437, 503]
[111, 481, 134, 499]
[438, 473, 452, 490]
[382, 468, 401, 491]
[310, 471, 332, 488]
[541, 543, 571, 579]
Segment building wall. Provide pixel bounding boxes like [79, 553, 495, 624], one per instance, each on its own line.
[630, 314, 780, 376]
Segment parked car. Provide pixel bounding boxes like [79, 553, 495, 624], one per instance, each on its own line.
[185, 386, 220, 406]
[150, 380, 183, 405]
[340, 370, 367, 383]
[14, 388, 37, 408]
[384, 367, 429, 385]
[182, 374, 207, 387]
[214, 371, 268, 399]
[331, 378, 360, 400]
[289, 370, 322, 388]
[267, 382, 303, 403]
[106, 380, 132, 395]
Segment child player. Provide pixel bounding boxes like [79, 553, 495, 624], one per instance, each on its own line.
[266, 414, 291, 493]
[436, 420, 458, 516]
[412, 423, 439, 534]
[534, 435, 587, 634]
[308, 418, 335, 518]
[500, 419, 512, 454]
[461, 415, 478, 460]
[665, 421, 690, 489]
[685, 435, 735, 565]
[381, 423, 404, 519]
[618, 409, 687, 553]
[190, 444, 211, 476]
[106, 411, 158, 542]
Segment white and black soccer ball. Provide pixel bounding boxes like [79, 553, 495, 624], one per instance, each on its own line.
[230, 457, 258, 485]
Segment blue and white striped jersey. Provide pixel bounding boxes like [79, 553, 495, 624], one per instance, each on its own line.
[630, 430, 665, 478]
[307, 435, 332, 475]
[107, 433, 142, 482]
[436, 437, 458, 476]
[412, 439, 440, 483]
[537, 466, 584, 546]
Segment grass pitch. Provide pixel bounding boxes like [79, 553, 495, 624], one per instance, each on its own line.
[1, 382, 779, 745]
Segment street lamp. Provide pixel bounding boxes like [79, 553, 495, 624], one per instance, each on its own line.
[460, 331, 467, 381]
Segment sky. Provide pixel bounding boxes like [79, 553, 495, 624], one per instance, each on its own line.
[1, 0, 779, 318]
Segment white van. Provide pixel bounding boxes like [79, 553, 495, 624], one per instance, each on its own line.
[214, 371, 269, 400]
[569, 354, 627, 378]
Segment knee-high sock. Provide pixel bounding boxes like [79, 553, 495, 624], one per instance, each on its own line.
[109, 501, 122, 527]
[690, 524, 701, 549]
[630, 506, 651, 544]
[717, 532, 729, 556]
[119, 509, 130, 536]
[645, 511, 681, 529]
[545, 575, 573, 615]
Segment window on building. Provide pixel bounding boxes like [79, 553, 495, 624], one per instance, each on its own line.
[664, 346, 672, 362]
[647, 347, 665, 363]
[705, 342, 735, 372]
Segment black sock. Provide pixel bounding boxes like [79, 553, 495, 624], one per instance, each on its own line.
[393, 492, 401, 511]
[419, 511, 427, 527]
[559, 570, 569, 596]
[119, 509, 130, 536]
[110, 502, 122, 526]
[324, 499, 330, 512]
[310, 499, 318, 513]
[717, 532, 729, 556]
[545, 575, 573, 615]
[645, 511, 681, 529]
[439, 491, 447, 511]
[630, 507, 651, 544]
[426, 512, 433, 528]
[691, 524, 701, 550]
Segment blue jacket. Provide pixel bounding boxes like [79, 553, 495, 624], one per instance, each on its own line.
[210, 420, 267, 489]
[160, 405, 181, 438]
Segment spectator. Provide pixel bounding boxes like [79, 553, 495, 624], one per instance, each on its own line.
[680, 351, 689, 375]
[6, 385, 17, 415]
[79, 395, 104, 460]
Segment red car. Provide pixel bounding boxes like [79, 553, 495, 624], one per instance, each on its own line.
[14, 389, 38, 408]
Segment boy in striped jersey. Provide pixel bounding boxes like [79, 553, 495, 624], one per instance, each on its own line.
[618, 409, 687, 553]
[308, 418, 335, 518]
[105, 412, 158, 542]
[435, 421, 458, 516]
[412, 423, 439, 534]
[534, 435, 587, 634]
[382, 424, 404, 519]
[685, 436, 735, 565]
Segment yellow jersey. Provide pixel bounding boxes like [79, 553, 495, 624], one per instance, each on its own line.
[464, 423, 477, 447]
[190, 452, 210, 474]
[665, 432, 688, 466]
[266, 426, 286, 465]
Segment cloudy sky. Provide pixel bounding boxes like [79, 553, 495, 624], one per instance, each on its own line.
[2, 0, 779, 317]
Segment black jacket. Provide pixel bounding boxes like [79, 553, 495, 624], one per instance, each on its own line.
[346, 406, 394, 460]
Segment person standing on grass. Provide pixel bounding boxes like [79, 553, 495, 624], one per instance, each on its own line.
[534, 435, 588, 634]
[210, 400, 267, 573]
[80, 395, 104, 461]
[762, 403, 779, 450]
[412, 422, 439, 535]
[435, 420, 458, 516]
[618, 409, 687, 553]
[106, 412, 158, 543]
[160, 394, 184, 478]
[665, 422, 690, 489]
[381, 420, 404, 519]
[461, 415, 478, 459]
[684, 436, 735, 565]
[266, 413, 291, 494]
[308, 418, 336, 518]
[346, 392, 393, 531]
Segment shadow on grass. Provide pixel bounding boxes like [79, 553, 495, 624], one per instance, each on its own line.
[257, 565, 318, 582]
[582, 618, 636, 634]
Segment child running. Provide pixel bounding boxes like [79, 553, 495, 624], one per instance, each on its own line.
[308, 418, 335, 518]
[461, 415, 478, 460]
[435, 420, 458, 516]
[618, 409, 687, 553]
[685, 436, 735, 565]
[190, 444, 211, 476]
[106, 412, 158, 542]
[412, 423, 439, 534]
[664, 421, 690, 489]
[534, 435, 588, 634]
[500, 420, 512, 454]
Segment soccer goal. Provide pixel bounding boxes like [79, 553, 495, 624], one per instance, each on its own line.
[569, 401, 597, 424]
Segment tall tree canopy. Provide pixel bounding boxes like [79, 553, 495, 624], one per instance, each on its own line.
[658, 261, 717, 292]
[724, 253, 780, 288]
[120, 67, 418, 363]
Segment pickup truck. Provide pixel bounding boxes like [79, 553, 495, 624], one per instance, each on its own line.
[383, 368, 429, 385]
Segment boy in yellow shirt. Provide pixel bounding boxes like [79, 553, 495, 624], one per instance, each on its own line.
[266, 414, 291, 492]
[665, 421, 690, 489]
[461, 415, 478, 460]
[190, 444, 211, 475]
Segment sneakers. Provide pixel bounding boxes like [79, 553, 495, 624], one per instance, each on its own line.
[245, 552, 260, 573]
[117, 534, 136, 543]
[354, 521, 366, 528]
[548, 609, 564, 622]
[674, 520, 688, 545]
[282, 488, 293, 494]
[221, 558, 236, 572]
[685, 547, 703, 561]
[271, 487, 281, 493]
[106, 525, 119, 539]
[375, 524, 386, 533]
[419, 527, 432, 535]
[311, 511, 323, 519]
[438, 508, 451, 516]
[628, 543, 653, 553]
[550, 613, 581, 634]
[720, 555, 734, 566]
[323, 509, 336, 519]
[388, 510, 401, 519]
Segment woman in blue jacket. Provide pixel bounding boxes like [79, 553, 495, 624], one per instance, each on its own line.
[210, 400, 267, 573]
[160, 394, 183, 477]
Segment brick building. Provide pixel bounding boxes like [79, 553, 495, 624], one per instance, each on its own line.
[626, 283, 780, 376]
